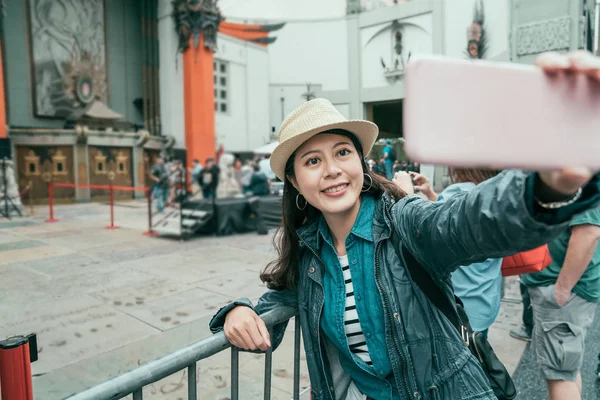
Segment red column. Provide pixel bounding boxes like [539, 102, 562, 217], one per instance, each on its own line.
[183, 37, 216, 173]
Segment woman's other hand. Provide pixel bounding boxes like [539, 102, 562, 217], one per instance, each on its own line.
[393, 171, 414, 194]
[224, 306, 271, 351]
[409, 171, 438, 201]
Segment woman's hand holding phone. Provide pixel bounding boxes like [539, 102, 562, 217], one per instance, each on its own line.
[535, 51, 600, 195]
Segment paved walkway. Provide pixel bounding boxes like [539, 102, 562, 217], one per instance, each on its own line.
[0, 201, 595, 399]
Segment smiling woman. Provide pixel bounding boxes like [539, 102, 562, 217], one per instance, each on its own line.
[209, 58, 600, 400]
[267, 126, 404, 290]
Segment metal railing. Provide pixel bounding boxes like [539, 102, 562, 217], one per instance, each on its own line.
[66, 307, 301, 400]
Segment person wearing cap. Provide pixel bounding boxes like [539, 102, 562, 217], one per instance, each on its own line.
[209, 52, 600, 400]
[382, 139, 395, 180]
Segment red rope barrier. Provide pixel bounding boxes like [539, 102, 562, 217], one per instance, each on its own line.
[52, 182, 147, 192]
[45, 182, 149, 231]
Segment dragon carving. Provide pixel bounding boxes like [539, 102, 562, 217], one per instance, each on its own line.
[172, 0, 223, 53]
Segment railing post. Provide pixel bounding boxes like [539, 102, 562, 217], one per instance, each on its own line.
[264, 328, 273, 400]
[45, 182, 58, 223]
[105, 182, 119, 229]
[231, 347, 239, 400]
[187, 363, 196, 400]
[143, 188, 157, 236]
[293, 317, 301, 400]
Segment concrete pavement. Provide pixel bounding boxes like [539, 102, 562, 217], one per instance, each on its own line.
[0, 200, 585, 399]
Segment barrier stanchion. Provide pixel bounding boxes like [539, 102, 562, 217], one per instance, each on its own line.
[143, 188, 157, 237]
[0, 334, 37, 400]
[45, 182, 58, 223]
[105, 182, 119, 230]
[43, 182, 150, 232]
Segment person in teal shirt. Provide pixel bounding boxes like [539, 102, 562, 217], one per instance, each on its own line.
[408, 168, 503, 337]
[521, 208, 600, 400]
[436, 168, 503, 337]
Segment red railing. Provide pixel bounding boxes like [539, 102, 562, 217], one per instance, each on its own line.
[45, 182, 156, 235]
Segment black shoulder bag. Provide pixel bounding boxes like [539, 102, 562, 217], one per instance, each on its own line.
[391, 232, 517, 400]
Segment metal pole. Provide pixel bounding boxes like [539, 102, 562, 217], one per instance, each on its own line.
[45, 182, 58, 223]
[132, 389, 143, 400]
[264, 329, 273, 400]
[187, 363, 197, 400]
[293, 317, 301, 400]
[2, 158, 7, 218]
[106, 182, 118, 229]
[231, 348, 239, 400]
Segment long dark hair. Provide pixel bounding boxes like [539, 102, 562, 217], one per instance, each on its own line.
[260, 129, 407, 291]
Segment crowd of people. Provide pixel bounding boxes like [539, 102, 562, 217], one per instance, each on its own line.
[366, 140, 420, 180]
[150, 155, 186, 212]
[151, 153, 281, 213]
[209, 51, 600, 400]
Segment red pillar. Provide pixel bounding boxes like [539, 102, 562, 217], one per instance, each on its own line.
[183, 37, 216, 173]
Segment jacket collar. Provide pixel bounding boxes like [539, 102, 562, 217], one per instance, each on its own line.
[297, 194, 392, 254]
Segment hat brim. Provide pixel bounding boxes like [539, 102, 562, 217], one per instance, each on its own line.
[270, 120, 379, 181]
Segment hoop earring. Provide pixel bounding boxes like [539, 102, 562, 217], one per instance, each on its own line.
[362, 173, 373, 192]
[296, 193, 307, 210]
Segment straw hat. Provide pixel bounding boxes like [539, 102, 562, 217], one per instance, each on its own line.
[270, 99, 379, 181]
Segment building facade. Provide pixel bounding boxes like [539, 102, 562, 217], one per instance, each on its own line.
[0, 0, 596, 204]
[0, 0, 279, 204]
[2, 0, 168, 203]
[158, 0, 273, 158]
[252, 0, 596, 189]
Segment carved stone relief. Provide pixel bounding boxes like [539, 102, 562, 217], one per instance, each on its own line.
[516, 17, 571, 56]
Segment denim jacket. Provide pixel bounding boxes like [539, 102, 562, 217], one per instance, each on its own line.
[210, 170, 600, 400]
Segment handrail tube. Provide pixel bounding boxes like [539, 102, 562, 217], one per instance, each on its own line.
[65, 307, 297, 400]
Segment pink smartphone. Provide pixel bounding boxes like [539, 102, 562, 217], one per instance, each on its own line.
[403, 55, 600, 169]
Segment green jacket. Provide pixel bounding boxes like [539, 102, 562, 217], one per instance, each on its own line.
[210, 170, 600, 400]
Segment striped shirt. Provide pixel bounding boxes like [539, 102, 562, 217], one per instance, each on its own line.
[338, 254, 373, 366]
